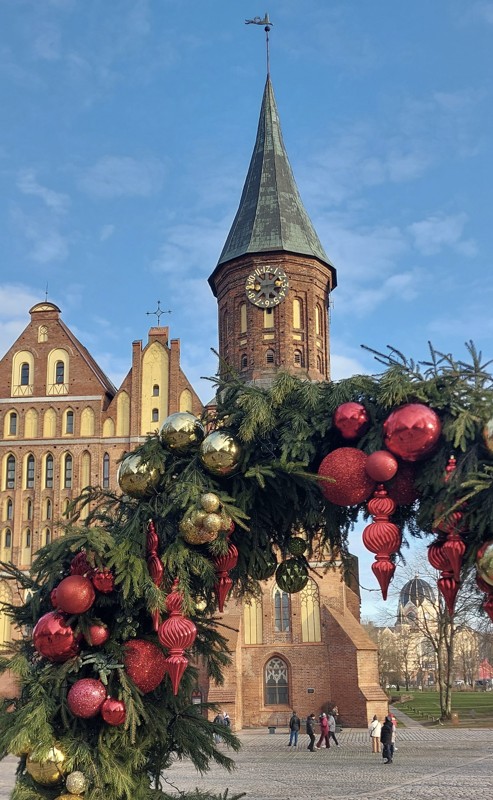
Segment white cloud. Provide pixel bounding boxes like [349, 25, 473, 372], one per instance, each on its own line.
[12, 208, 69, 264]
[330, 352, 369, 380]
[0, 284, 42, 359]
[78, 156, 165, 198]
[33, 23, 62, 61]
[408, 213, 477, 257]
[17, 170, 70, 213]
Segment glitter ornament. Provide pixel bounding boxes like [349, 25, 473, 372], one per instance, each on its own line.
[181, 524, 218, 545]
[55, 795, 84, 800]
[65, 772, 87, 795]
[383, 403, 441, 462]
[365, 450, 398, 482]
[101, 697, 126, 726]
[26, 746, 66, 786]
[33, 611, 80, 662]
[200, 492, 221, 513]
[333, 402, 370, 440]
[159, 411, 205, 452]
[317, 447, 375, 506]
[199, 431, 242, 477]
[117, 453, 162, 498]
[386, 462, 419, 505]
[123, 639, 168, 693]
[249, 547, 277, 581]
[91, 569, 114, 593]
[202, 513, 223, 533]
[56, 575, 95, 615]
[287, 537, 308, 556]
[70, 552, 94, 577]
[275, 558, 309, 593]
[67, 679, 107, 719]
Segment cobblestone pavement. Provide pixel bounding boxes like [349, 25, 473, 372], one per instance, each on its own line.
[2, 727, 493, 800]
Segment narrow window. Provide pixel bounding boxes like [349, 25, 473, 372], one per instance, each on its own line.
[55, 361, 65, 384]
[45, 454, 54, 489]
[26, 498, 32, 520]
[46, 499, 52, 520]
[20, 363, 30, 385]
[152, 384, 159, 396]
[5, 529, 12, 548]
[103, 453, 110, 489]
[65, 410, 74, 434]
[64, 454, 73, 489]
[241, 354, 248, 370]
[6, 456, 15, 489]
[317, 355, 323, 373]
[266, 349, 275, 365]
[294, 350, 304, 367]
[25, 528, 31, 547]
[274, 588, 290, 632]
[240, 303, 247, 334]
[45, 528, 51, 545]
[263, 308, 274, 329]
[6, 499, 13, 521]
[26, 455, 35, 489]
[152, 408, 159, 423]
[9, 412, 17, 436]
[38, 325, 48, 343]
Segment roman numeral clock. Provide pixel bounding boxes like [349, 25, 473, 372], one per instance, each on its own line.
[245, 266, 289, 308]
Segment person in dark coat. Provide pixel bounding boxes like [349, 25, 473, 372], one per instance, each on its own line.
[306, 713, 316, 751]
[380, 715, 394, 763]
[288, 711, 301, 747]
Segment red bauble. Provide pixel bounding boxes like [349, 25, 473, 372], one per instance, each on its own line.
[213, 542, 239, 612]
[91, 570, 115, 594]
[362, 487, 402, 600]
[476, 573, 493, 594]
[50, 588, 58, 608]
[67, 678, 107, 718]
[476, 540, 493, 587]
[437, 575, 459, 616]
[123, 639, 167, 693]
[56, 575, 95, 615]
[365, 450, 398, 482]
[386, 462, 419, 505]
[318, 448, 375, 506]
[333, 402, 370, 440]
[33, 611, 80, 662]
[101, 697, 126, 726]
[427, 540, 450, 572]
[70, 551, 94, 577]
[85, 623, 110, 647]
[158, 580, 197, 695]
[383, 403, 441, 462]
[441, 533, 466, 582]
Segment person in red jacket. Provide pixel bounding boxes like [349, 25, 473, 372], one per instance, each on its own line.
[316, 712, 330, 749]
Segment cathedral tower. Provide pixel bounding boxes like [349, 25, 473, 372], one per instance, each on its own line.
[208, 76, 337, 385]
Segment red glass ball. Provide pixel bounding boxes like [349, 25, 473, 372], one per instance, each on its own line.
[123, 639, 167, 693]
[317, 447, 375, 506]
[101, 697, 126, 726]
[365, 450, 398, 482]
[92, 570, 114, 594]
[67, 678, 107, 719]
[33, 611, 79, 662]
[333, 402, 370, 440]
[85, 623, 110, 647]
[386, 462, 419, 505]
[56, 575, 95, 615]
[383, 403, 441, 462]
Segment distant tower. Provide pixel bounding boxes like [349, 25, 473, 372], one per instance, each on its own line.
[208, 77, 337, 385]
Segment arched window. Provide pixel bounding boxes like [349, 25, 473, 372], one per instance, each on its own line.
[44, 528, 51, 545]
[4, 529, 12, 549]
[26, 498, 32, 520]
[9, 412, 17, 436]
[6, 456, 15, 489]
[20, 363, 30, 385]
[45, 454, 54, 488]
[65, 410, 74, 434]
[26, 455, 35, 489]
[6, 499, 13, 521]
[266, 349, 275, 365]
[241, 354, 248, 370]
[45, 499, 52, 520]
[244, 596, 263, 644]
[80, 407, 95, 436]
[273, 587, 290, 632]
[25, 528, 31, 547]
[55, 361, 65, 384]
[63, 454, 73, 489]
[103, 453, 110, 488]
[179, 389, 193, 413]
[264, 656, 289, 705]
[300, 579, 322, 642]
[25, 408, 38, 438]
[43, 408, 57, 438]
[294, 350, 304, 367]
[152, 384, 159, 396]
[152, 408, 159, 423]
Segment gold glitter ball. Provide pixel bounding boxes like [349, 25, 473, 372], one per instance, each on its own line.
[65, 771, 87, 794]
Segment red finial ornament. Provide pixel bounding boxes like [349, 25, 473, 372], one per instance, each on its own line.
[213, 542, 239, 611]
[147, 519, 164, 631]
[429, 456, 465, 615]
[362, 485, 402, 600]
[158, 579, 197, 695]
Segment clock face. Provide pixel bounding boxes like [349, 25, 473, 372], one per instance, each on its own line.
[245, 266, 289, 308]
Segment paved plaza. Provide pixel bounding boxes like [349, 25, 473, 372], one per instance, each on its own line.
[1, 722, 493, 800]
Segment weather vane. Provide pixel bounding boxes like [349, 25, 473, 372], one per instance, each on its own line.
[146, 300, 171, 326]
[245, 12, 273, 76]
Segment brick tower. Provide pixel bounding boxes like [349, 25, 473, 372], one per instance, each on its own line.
[208, 76, 337, 385]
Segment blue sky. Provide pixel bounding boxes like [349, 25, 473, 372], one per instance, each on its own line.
[1, 0, 492, 617]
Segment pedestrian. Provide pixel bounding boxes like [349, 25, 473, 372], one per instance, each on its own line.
[316, 712, 330, 749]
[287, 710, 301, 747]
[380, 715, 393, 764]
[390, 712, 398, 753]
[222, 711, 231, 727]
[213, 712, 223, 743]
[327, 712, 340, 746]
[369, 714, 381, 754]
[306, 713, 316, 751]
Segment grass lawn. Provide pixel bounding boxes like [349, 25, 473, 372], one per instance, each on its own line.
[394, 690, 493, 726]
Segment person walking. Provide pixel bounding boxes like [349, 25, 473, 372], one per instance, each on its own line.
[380, 715, 393, 763]
[327, 712, 340, 746]
[287, 711, 301, 747]
[316, 712, 330, 749]
[306, 713, 316, 751]
[369, 714, 381, 753]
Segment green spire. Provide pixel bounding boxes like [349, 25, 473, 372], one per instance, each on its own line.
[215, 76, 334, 271]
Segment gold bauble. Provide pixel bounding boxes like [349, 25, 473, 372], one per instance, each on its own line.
[179, 516, 196, 538]
[190, 509, 207, 528]
[195, 597, 208, 611]
[483, 419, 493, 454]
[117, 454, 162, 498]
[65, 771, 87, 794]
[199, 431, 242, 477]
[159, 412, 205, 452]
[477, 540, 493, 587]
[26, 746, 66, 786]
[56, 795, 84, 800]
[202, 513, 222, 533]
[182, 526, 218, 545]
[219, 514, 233, 532]
[200, 492, 221, 513]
